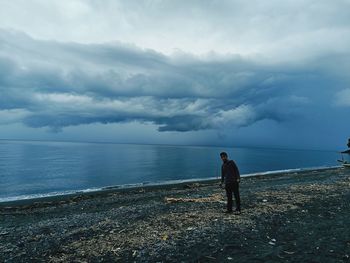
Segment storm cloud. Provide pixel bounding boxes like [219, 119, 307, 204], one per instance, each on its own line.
[0, 0, 350, 149]
[1, 29, 347, 133]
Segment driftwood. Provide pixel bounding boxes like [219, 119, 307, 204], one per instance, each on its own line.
[164, 194, 223, 203]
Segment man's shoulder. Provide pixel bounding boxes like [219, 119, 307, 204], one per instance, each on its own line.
[222, 160, 236, 167]
[228, 160, 239, 168]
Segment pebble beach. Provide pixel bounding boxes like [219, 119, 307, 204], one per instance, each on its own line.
[1, 167, 350, 262]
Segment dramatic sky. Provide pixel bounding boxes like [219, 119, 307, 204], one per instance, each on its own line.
[0, 0, 349, 150]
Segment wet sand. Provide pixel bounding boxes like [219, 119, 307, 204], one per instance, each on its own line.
[1, 167, 350, 262]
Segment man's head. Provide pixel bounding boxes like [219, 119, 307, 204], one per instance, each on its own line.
[220, 152, 228, 162]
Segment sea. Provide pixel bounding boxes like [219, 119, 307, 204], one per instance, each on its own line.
[0, 140, 340, 202]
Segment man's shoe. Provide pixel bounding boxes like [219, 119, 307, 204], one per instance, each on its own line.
[234, 210, 241, 215]
[224, 210, 233, 214]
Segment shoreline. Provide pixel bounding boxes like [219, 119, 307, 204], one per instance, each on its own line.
[1, 166, 349, 262]
[0, 165, 341, 207]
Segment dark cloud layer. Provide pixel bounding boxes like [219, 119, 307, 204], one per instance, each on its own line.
[0, 29, 349, 135]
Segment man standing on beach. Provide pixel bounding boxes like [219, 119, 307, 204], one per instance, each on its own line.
[219, 152, 241, 214]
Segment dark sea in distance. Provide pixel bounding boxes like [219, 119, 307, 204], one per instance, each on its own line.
[0, 140, 340, 202]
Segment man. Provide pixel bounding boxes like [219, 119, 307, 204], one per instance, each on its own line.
[219, 152, 241, 214]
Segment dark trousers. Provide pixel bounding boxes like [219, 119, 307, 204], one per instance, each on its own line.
[225, 182, 241, 212]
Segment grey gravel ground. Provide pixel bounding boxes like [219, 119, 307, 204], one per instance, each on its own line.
[1, 167, 350, 262]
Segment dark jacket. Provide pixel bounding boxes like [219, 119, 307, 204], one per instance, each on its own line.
[221, 160, 240, 184]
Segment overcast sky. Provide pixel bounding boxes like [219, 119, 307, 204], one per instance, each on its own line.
[0, 0, 349, 150]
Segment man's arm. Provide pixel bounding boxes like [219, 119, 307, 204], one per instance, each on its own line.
[232, 161, 240, 182]
[220, 165, 224, 186]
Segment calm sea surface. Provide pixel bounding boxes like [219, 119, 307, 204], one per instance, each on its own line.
[0, 140, 339, 202]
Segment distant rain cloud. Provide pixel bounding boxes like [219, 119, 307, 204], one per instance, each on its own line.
[0, 0, 350, 151]
[0, 28, 349, 133]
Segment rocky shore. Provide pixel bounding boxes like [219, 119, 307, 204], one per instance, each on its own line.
[1, 167, 350, 262]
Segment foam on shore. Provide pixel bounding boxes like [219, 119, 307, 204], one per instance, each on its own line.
[0, 165, 341, 206]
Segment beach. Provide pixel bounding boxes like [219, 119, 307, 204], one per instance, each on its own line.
[1, 167, 350, 262]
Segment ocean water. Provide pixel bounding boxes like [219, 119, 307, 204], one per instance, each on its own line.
[0, 140, 339, 202]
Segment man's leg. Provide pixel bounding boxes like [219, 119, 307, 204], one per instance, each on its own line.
[233, 182, 241, 212]
[225, 184, 233, 212]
